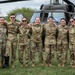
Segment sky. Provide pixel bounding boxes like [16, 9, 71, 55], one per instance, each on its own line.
[0, 0, 75, 16]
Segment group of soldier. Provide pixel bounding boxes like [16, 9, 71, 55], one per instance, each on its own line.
[0, 14, 75, 69]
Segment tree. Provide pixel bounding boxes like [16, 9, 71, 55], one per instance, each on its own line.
[6, 8, 35, 22]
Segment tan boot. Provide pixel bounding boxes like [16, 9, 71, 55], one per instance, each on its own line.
[70, 65, 75, 68]
[31, 64, 35, 67]
[62, 64, 65, 67]
[0, 62, 2, 67]
[10, 61, 15, 68]
[25, 64, 28, 67]
[20, 64, 24, 67]
[49, 63, 52, 67]
[11, 64, 15, 68]
[58, 64, 61, 67]
[40, 63, 44, 66]
[45, 63, 49, 67]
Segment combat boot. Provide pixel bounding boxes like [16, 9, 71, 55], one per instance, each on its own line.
[40, 63, 44, 66]
[20, 64, 24, 67]
[0, 62, 2, 67]
[49, 63, 52, 67]
[2, 56, 9, 68]
[25, 64, 29, 67]
[58, 64, 61, 67]
[31, 64, 35, 67]
[45, 63, 49, 67]
[10, 61, 15, 68]
[62, 64, 65, 67]
[70, 64, 75, 68]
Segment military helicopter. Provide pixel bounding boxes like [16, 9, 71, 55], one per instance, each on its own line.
[30, 0, 75, 24]
[0, 0, 28, 3]
[0, 0, 75, 23]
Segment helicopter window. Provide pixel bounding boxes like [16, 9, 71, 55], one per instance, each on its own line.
[15, 13, 24, 22]
[30, 12, 43, 23]
[48, 13, 51, 18]
[52, 12, 65, 22]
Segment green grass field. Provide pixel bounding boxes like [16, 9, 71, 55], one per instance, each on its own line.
[0, 35, 74, 75]
[0, 51, 75, 75]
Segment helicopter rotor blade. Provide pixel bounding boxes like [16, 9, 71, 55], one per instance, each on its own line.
[0, 0, 30, 3]
[63, 0, 75, 7]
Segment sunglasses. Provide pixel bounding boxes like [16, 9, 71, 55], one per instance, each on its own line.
[22, 20, 27, 22]
[10, 17, 15, 19]
[70, 20, 74, 23]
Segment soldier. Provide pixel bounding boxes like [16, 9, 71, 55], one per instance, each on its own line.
[69, 18, 75, 68]
[18, 18, 30, 67]
[5, 14, 19, 67]
[0, 17, 8, 68]
[44, 16, 57, 66]
[56, 18, 69, 67]
[30, 17, 43, 67]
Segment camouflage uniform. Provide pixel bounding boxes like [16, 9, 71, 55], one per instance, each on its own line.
[5, 22, 19, 66]
[44, 23, 57, 66]
[57, 25, 69, 66]
[18, 24, 30, 66]
[69, 26, 75, 67]
[30, 24, 43, 66]
[0, 24, 7, 67]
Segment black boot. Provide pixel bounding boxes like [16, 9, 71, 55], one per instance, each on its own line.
[2, 56, 9, 68]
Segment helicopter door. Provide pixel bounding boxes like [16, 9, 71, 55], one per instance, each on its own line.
[43, 12, 51, 23]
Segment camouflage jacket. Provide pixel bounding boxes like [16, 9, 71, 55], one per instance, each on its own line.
[30, 24, 43, 43]
[0, 24, 8, 43]
[7, 22, 19, 42]
[57, 25, 69, 44]
[69, 25, 75, 44]
[18, 24, 30, 45]
[44, 23, 57, 44]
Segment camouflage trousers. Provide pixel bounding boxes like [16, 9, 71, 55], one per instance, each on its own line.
[18, 44, 29, 65]
[69, 44, 75, 66]
[31, 41, 43, 64]
[45, 44, 55, 64]
[6, 40, 17, 63]
[0, 43, 6, 64]
[56, 44, 68, 65]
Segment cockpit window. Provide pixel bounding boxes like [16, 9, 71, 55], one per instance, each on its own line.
[30, 12, 65, 23]
[52, 12, 65, 22]
[30, 12, 44, 23]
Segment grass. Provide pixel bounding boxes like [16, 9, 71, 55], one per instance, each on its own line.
[0, 35, 74, 75]
[0, 50, 75, 75]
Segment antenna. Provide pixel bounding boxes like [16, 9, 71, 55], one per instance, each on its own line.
[0, 8, 1, 15]
[50, 0, 63, 5]
[50, 0, 52, 4]
[0, 8, 4, 17]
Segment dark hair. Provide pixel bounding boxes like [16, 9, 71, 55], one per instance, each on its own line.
[0, 17, 5, 19]
[48, 16, 53, 19]
[60, 18, 66, 21]
[35, 17, 40, 19]
[10, 14, 15, 16]
[22, 17, 27, 20]
[69, 18, 75, 21]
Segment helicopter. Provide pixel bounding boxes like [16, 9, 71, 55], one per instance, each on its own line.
[30, 0, 75, 24]
[0, 0, 28, 3]
[0, 0, 75, 23]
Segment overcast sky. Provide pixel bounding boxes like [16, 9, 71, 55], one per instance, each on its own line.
[0, 0, 75, 16]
